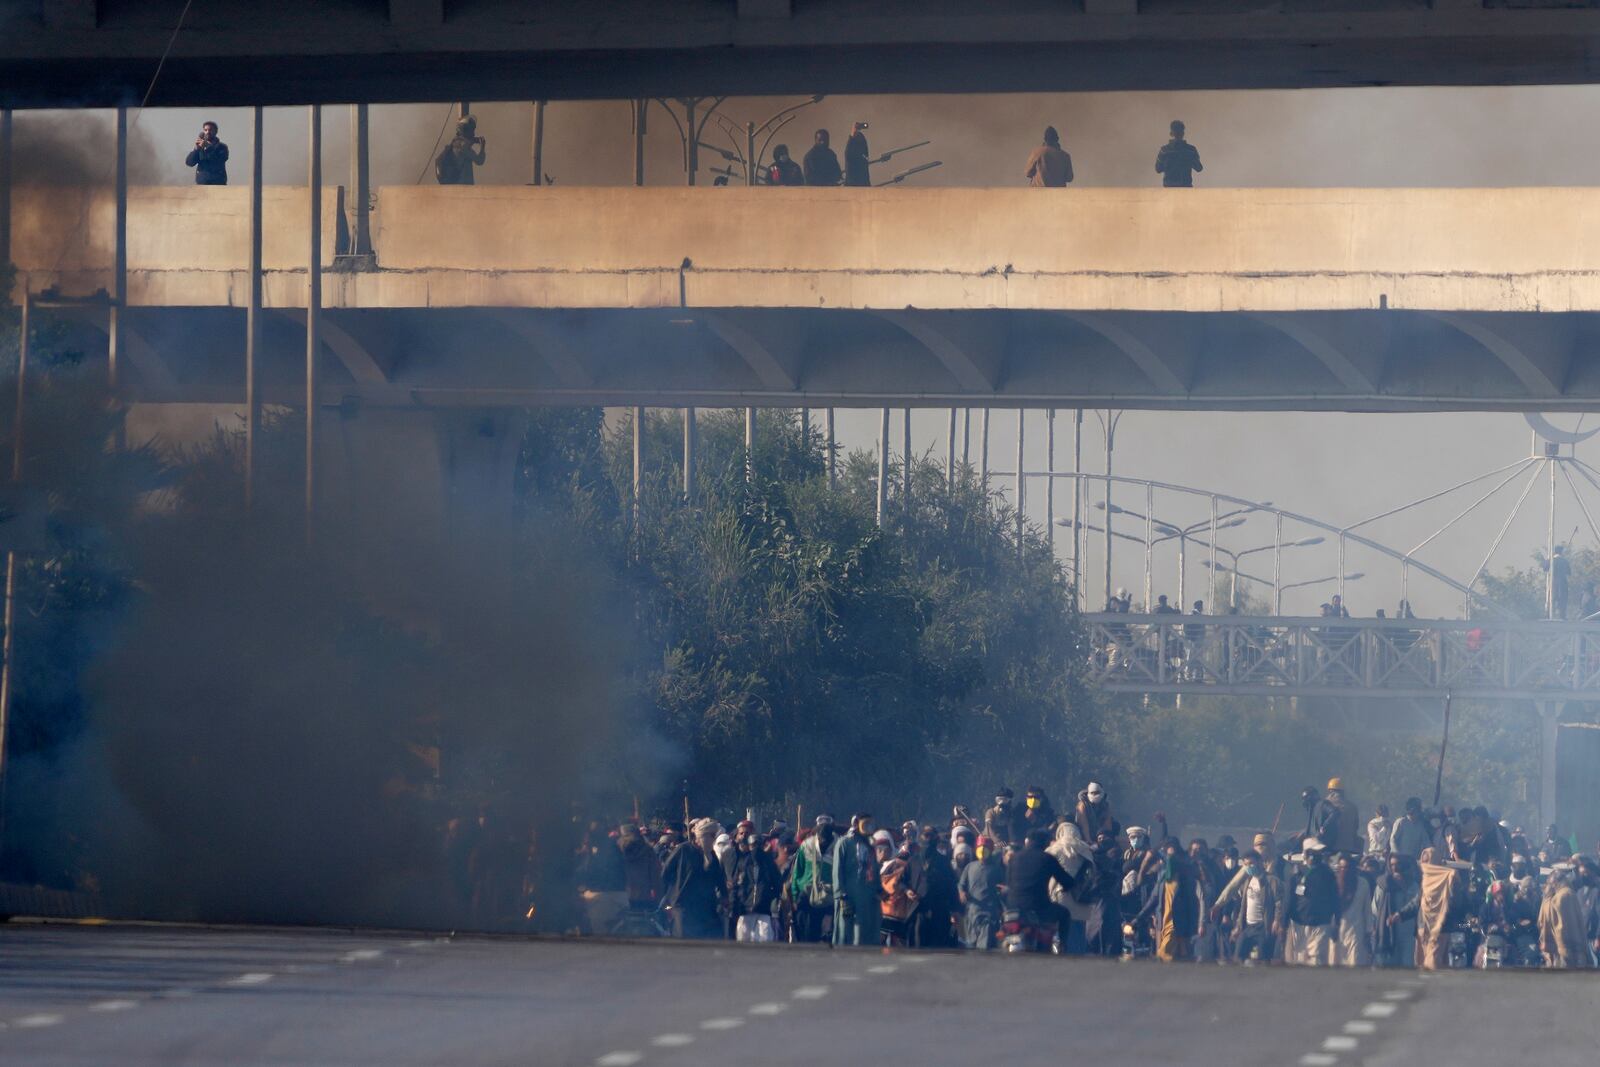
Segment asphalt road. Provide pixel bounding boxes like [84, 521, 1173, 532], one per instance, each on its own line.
[0, 923, 1596, 1066]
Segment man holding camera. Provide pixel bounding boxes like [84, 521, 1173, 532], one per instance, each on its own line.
[435, 115, 487, 186]
[185, 122, 230, 186]
[844, 121, 871, 187]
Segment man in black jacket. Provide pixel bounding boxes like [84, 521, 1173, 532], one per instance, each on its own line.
[844, 122, 871, 187]
[1286, 839, 1339, 965]
[1005, 829, 1073, 925]
[662, 818, 728, 940]
[803, 129, 842, 187]
[185, 122, 229, 185]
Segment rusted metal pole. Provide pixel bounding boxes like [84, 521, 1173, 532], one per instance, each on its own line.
[682, 407, 695, 498]
[350, 103, 372, 255]
[532, 100, 546, 186]
[633, 100, 647, 187]
[631, 405, 643, 528]
[246, 106, 263, 507]
[825, 407, 836, 490]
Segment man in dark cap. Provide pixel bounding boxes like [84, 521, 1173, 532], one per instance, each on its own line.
[1155, 120, 1203, 188]
[1024, 126, 1073, 187]
[803, 129, 842, 187]
[984, 787, 1020, 847]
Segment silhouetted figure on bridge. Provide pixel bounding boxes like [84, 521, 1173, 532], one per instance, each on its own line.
[844, 122, 872, 187]
[803, 129, 842, 187]
[1155, 120, 1203, 188]
[185, 121, 229, 185]
[767, 144, 804, 186]
[1025, 126, 1074, 188]
[436, 115, 487, 186]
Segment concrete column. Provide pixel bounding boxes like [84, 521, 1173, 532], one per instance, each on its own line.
[1540, 701, 1561, 832]
[245, 106, 263, 507]
[633, 100, 647, 187]
[349, 103, 372, 257]
[685, 99, 698, 187]
[532, 101, 546, 186]
[306, 105, 322, 539]
[825, 407, 836, 490]
[682, 407, 695, 498]
[876, 407, 889, 526]
[946, 408, 956, 490]
[631, 406, 643, 528]
[109, 105, 126, 393]
[901, 407, 911, 506]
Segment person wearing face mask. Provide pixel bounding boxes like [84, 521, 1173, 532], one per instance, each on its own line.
[957, 836, 1006, 949]
[661, 818, 729, 940]
[984, 787, 1020, 847]
[1212, 849, 1282, 963]
[1539, 862, 1596, 967]
[1120, 826, 1157, 952]
[907, 826, 960, 948]
[831, 813, 884, 947]
[1285, 839, 1339, 966]
[1133, 837, 1200, 961]
[1188, 838, 1227, 962]
[1075, 782, 1120, 842]
[1022, 786, 1058, 835]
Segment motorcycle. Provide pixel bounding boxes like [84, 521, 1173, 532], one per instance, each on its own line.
[1122, 921, 1153, 960]
[1000, 909, 1053, 954]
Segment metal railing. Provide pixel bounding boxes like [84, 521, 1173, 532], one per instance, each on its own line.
[1083, 613, 1600, 701]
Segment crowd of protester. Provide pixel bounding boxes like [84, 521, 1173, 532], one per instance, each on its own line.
[562, 780, 1600, 969]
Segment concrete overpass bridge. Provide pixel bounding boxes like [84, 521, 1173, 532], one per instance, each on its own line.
[9, 0, 1600, 108]
[13, 184, 1600, 412]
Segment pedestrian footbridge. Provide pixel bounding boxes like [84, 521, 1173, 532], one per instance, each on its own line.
[1084, 613, 1600, 703]
[14, 185, 1600, 411]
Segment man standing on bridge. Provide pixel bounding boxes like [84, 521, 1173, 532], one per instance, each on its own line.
[1155, 120, 1203, 188]
[185, 121, 229, 185]
[1024, 126, 1073, 187]
[804, 129, 842, 187]
[844, 122, 872, 187]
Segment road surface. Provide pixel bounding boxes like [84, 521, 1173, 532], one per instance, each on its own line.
[0, 922, 1596, 1066]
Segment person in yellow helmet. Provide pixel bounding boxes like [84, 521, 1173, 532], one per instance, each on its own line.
[1313, 778, 1362, 856]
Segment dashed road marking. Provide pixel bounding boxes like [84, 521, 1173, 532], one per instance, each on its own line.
[342, 949, 384, 962]
[652, 1033, 694, 1048]
[13, 1014, 63, 1029]
[88, 1000, 138, 1013]
[1382, 989, 1413, 1001]
[1343, 1020, 1377, 1035]
[865, 964, 898, 974]
[594, 1053, 643, 1067]
[700, 1017, 744, 1031]
[830, 973, 862, 982]
[1299, 1055, 1338, 1067]
[791, 985, 829, 1000]
[226, 973, 273, 986]
[1322, 1035, 1359, 1052]
[1361, 1002, 1399, 1019]
[748, 1002, 787, 1016]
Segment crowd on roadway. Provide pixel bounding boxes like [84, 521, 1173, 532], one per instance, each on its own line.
[560, 779, 1600, 970]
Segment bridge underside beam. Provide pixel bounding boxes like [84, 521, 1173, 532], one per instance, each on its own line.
[52, 305, 1600, 413]
[1099, 684, 1600, 704]
[13, 11, 1600, 106]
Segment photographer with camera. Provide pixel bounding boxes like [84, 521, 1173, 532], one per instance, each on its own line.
[844, 121, 871, 187]
[185, 122, 230, 186]
[435, 115, 487, 186]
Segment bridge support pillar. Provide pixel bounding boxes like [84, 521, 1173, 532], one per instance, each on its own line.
[1539, 701, 1562, 833]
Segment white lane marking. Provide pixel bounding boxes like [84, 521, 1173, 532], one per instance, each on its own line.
[89, 1000, 139, 1013]
[1322, 1036, 1359, 1052]
[700, 1017, 744, 1031]
[1382, 989, 1413, 1001]
[342, 949, 384, 962]
[405, 940, 430, 948]
[1343, 1020, 1377, 1035]
[791, 985, 830, 1000]
[1361, 1002, 1398, 1019]
[865, 964, 898, 974]
[163, 988, 196, 999]
[13, 1014, 64, 1029]
[830, 974, 862, 982]
[748, 1003, 787, 1016]
[652, 1033, 695, 1048]
[1299, 1056, 1338, 1067]
[226, 973, 273, 986]
[594, 1053, 643, 1067]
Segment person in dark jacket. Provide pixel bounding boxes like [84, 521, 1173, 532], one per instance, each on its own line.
[1074, 782, 1120, 842]
[906, 825, 960, 947]
[984, 787, 1021, 847]
[766, 144, 804, 186]
[1372, 853, 1421, 967]
[185, 122, 229, 185]
[1286, 840, 1340, 965]
[1005, 829, 1073, 924]
[1154, 120, 1203, 188]
[803, 129, 842, 187]
[843, 122, 871, 187]
[730, 829, 784, 941]
[1021, 786, 1058, 835]
[435, 116, 487, 185]
[662, 819, 728, 939]
[1212, 849, 1282, 963]
[1313, 778, 1362, 856]
[617, 823, 661, 907]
